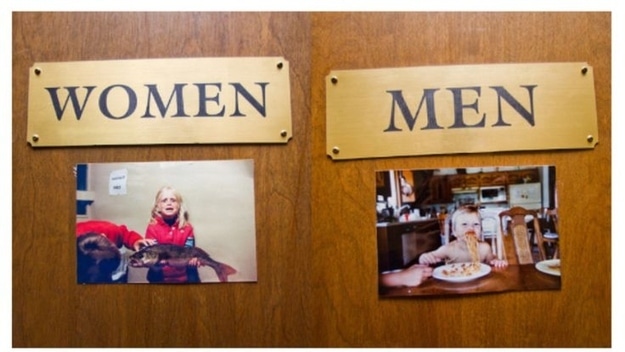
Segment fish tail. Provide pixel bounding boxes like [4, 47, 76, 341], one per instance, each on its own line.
[199, 256, 237, 282]
[213, 262, 237, 282]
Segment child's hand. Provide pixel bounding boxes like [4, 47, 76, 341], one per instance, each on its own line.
[188, 257, 202, 267]
[133, 239, 157, 251]
[419, 252, 442, 265]
[489, 259, 508, 268]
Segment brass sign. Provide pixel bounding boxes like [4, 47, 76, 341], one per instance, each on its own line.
[326, 62, 598, 160]
[27, 57, 292, 147]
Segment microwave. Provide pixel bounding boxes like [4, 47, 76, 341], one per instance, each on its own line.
[479, 186, 507, 203]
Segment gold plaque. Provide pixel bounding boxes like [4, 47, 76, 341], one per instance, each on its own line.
[326, 62, 598, 160]
[27, 57, 292, 147]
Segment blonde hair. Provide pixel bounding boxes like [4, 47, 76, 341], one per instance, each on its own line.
[150, 186, 189, 228]
[450, 205, 481, 235]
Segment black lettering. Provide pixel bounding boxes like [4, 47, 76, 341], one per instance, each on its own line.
[98, 85, 137, 119]
[447, 86, 486, 128]
[142, 84, 190, 118]
[490, 85, 537, 127]
[229, 82, 269, 117]
[194, 83, 225, 117]
[384, 89, 442, 132]
[44, 86, 96, 121]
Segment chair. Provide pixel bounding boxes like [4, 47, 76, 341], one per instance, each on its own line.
[479, 207, 508, 258]
[438, 212, 449, 244]
[537, 208, 560, 260]
[498, 206, 540, 264]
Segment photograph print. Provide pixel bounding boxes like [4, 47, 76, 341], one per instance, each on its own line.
[75, 159, 257, 284]
[376, 165, 560, 297]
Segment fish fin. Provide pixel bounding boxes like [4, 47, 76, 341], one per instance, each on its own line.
[215, 263, 237, 282]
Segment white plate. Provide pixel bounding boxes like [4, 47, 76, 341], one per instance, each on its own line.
[535, 259, 561, 276]
[432, 263, 491, 283]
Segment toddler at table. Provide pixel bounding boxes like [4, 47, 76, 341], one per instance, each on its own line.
[418, 205, 508, 268]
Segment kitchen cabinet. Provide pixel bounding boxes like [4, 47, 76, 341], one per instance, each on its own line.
[444, 168, 540, 199]
[509, 183, 542, 210]
[479, 172, 508, 186]
[377, 219, 441, 272]
[448, 174, 480, 189]
[507, 169, 540, 184]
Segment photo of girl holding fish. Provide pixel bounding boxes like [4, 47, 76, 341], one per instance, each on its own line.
[130, 185, 237, 283]
[74, 160, 257, 285]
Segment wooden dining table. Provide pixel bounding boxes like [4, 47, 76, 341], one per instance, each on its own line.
[379, 263, 561, 297]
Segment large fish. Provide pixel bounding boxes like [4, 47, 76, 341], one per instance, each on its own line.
[128, 244, 237, 282]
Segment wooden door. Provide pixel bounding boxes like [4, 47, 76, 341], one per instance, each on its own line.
[310, 12, 610, 347]
[12, 12, 313, 347]
[12, 11, 611, 347]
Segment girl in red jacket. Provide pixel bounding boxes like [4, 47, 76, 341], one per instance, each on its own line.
[144, 186, 201, 283]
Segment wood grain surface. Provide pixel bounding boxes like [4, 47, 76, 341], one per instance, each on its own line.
[12, 12, 610, 347]
[310, 12, 610, 347]
[13, 12, 313, 347]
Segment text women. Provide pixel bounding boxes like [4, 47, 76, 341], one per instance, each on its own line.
[44, 82, 269, 120]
